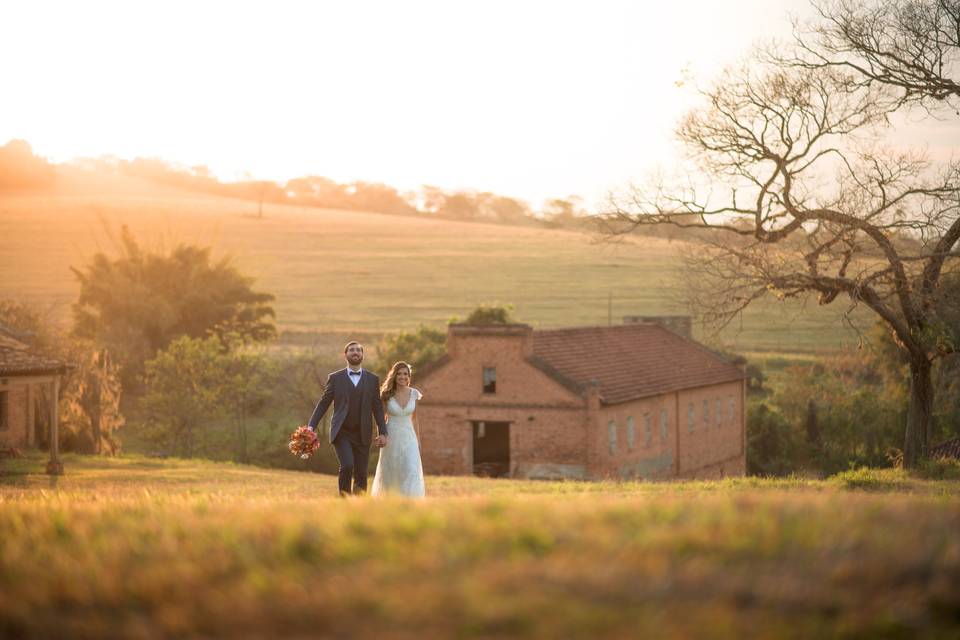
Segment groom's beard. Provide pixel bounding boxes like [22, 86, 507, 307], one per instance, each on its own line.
[347, 356, 363, 366]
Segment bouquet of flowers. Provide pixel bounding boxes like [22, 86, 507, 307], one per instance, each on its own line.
[289, 425, 320, 459]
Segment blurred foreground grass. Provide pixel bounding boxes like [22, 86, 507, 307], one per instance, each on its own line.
[2, 453, 959, 639]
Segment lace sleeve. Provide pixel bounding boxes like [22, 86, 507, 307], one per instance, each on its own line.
[413, 388, 423, 401]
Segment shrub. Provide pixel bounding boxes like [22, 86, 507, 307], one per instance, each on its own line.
[829, 467, 910, 492]
[914, 457, 960, 481]
[746, 401, 804, 476]
[463, 303, 514, 325]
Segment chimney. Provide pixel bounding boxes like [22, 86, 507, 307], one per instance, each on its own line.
[622, 315, 692, 339]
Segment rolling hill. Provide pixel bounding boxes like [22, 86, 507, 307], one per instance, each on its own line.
[0, 167, 872, 354]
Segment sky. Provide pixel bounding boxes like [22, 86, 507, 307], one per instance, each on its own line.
[0, 0, 926, 208]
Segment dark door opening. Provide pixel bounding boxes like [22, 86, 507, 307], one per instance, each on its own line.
[472, 421, 510, 477]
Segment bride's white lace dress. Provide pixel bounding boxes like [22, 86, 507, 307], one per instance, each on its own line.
[371, 388, 425, 498]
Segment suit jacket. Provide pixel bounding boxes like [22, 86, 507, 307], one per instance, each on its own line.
[308, 368, 388, 445]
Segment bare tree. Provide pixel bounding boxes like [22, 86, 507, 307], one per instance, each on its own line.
[785, 0, 960, 109]
[602, 55, 960, 467]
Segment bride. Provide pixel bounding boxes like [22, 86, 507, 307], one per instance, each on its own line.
[371, 361, 425, 498]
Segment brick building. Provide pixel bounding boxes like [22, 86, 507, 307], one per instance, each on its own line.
[415, 320, 747, 480]
[0, 324, 68, 473]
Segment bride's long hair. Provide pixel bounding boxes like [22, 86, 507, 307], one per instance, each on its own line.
[380, 361, 412, 402]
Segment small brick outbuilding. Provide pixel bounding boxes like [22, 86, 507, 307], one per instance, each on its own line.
[415, 320, 747, 480]
[0, 324, 68, 473]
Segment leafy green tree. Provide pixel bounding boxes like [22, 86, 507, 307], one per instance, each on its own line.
[746, 401, 804, 476]
[418, 185, 447, 215]
[803, 398, 820, 451]
[284, 175, 347, 206]
[463, 303, 515, 325]
[141, 336, 226, 457]
[0, 139, 55, 190]
[771, 354, 903, 473]
[542, 197, 586, 227]
[438, 192, 480, 220]
[866, 272, 960, 447]
[141, 335, 279, 462]
[376, 325, 447, 377]
[347, 181, 419, 216]
[273, 344, 343, 422]
[486, 195, 531, 224]
[219, 342, 276, 464]
[267, 344, 352, 473]
[71, 226, 276, 385]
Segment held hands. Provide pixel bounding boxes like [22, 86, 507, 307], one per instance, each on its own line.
[375, 435, 389, 448]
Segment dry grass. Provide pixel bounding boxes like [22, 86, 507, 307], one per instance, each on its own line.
[1, 453, 959, 638]
[0, 171, 873, 354]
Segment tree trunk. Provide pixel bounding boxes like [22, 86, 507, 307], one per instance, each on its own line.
[237, 395, 249, 464]
[185, 420, 194, 458]
[903, 356, 933, 468]
[91, 374, 102, 455]
[804, 398, 820, 445]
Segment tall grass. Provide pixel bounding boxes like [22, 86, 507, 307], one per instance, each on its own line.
[1, 454, 959, 638]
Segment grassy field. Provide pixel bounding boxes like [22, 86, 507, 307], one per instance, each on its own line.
[1, 453, 959, 638]
[0, 170, 874, 355]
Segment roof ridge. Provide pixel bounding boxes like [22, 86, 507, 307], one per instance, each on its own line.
[534, 324, 662, 336]
[538, 322, 742, 368]
[531, 322, 745, 405]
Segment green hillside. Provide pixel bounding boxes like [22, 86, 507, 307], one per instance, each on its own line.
[1, 454, 958, 638]
[0, 171, 873, 354]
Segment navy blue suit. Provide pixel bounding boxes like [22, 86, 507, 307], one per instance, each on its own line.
[308, 368, 387, 494]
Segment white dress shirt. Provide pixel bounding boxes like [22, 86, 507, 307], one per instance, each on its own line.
[347, 368, 363, 387]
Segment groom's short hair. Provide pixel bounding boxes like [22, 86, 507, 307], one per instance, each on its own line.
[344, 340, 363, 354]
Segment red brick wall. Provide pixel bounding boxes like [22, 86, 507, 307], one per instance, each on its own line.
[581, 380, 745, 480]
[594, 395, 677, 480]
[416, 326, 588, 477]
[0, 384, 29, 448]
[675, 381, 745, 479]
[431, 327, 584, 407]
[416, 406, 471, 474]
[415, 325, 746, 481]
[416, 404, 589, 478]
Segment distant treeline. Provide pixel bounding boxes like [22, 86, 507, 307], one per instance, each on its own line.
[2, 139, 808, 241]
[80, 154, 592, 229]
[0, 138, 749, 238]
[0, 141, 927, 250]
[0, 140, 55, 190]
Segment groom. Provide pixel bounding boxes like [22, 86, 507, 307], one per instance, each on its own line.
[308, 341, 389, 495]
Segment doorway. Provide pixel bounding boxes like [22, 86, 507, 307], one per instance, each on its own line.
[472, 421, 510, 477]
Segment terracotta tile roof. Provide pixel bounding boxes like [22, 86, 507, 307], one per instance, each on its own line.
[931, 437, 960, 460]
[0, 325, 67, 377]
[533, 324, 745, 405]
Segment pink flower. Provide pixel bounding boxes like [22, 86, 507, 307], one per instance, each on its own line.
[289, 425, 320, 459]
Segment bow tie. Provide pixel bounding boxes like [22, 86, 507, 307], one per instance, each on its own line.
[348, 370, 362, 376]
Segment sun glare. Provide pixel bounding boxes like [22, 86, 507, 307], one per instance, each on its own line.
[2, 0, 819, 206]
